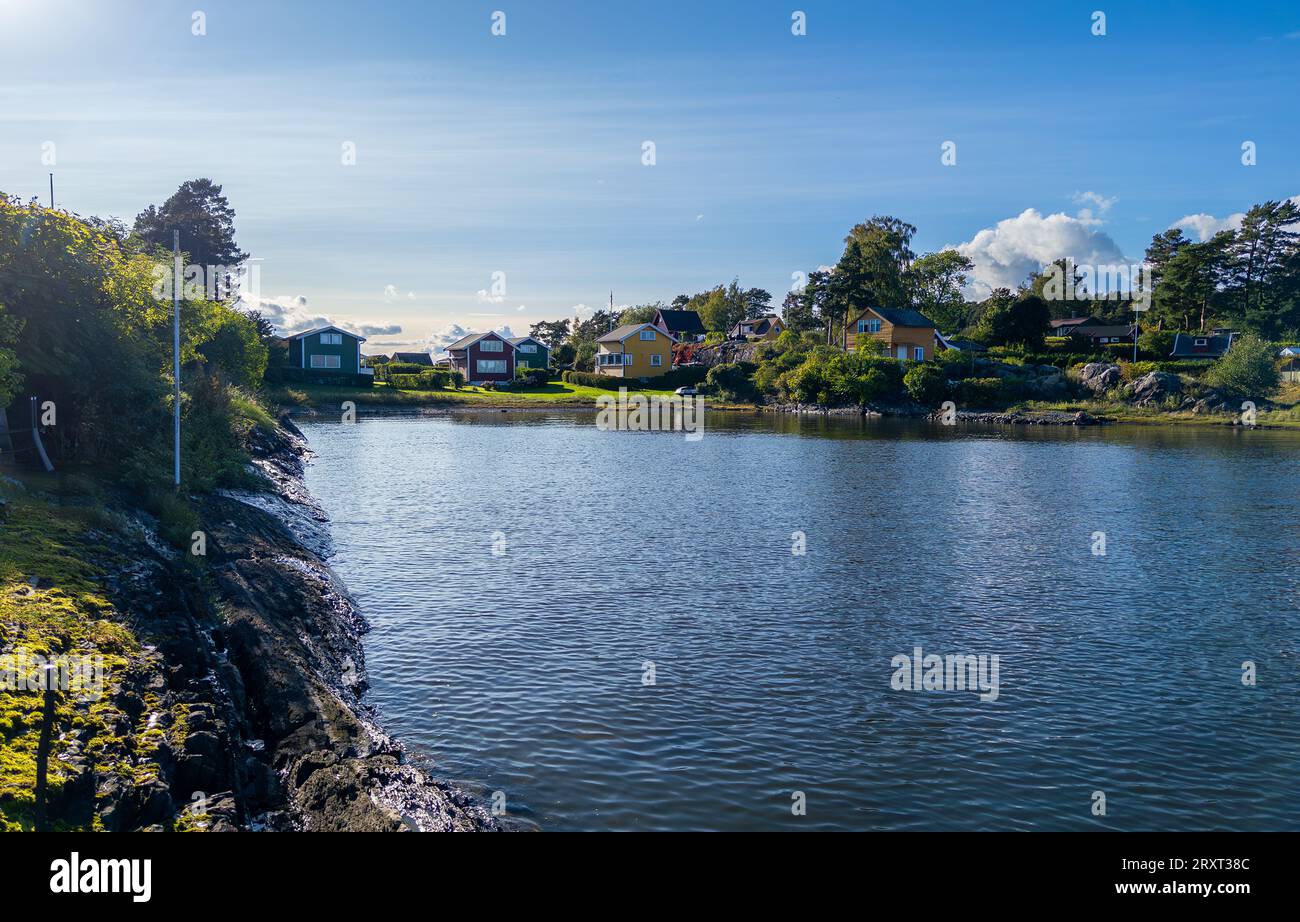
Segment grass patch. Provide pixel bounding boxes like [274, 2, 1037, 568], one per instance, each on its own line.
[0, 479, 141, 831]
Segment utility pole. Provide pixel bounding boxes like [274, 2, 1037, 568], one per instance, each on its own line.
[48, 173, 53, 209]
[173, 230, 182, 489]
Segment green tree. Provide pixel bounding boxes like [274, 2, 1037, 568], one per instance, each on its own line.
[1205, 334, 1280, 399]
[134, 178, 249, 274]
[1223, 200, 1300, 337]
[529, 318, 571, 348]
[0, 301, 23, 406]
[974, 292, 1050, 348]
[617, 303, 661, 326]
[909, 249, 974, 332]
[696, 279, 749, 333]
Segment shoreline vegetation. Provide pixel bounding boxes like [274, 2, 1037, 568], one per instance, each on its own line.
[268, 377, 1300, 430]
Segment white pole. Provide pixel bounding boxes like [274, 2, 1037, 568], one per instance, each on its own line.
[173, 230, 181, 488]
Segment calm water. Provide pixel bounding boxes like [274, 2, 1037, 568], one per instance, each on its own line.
[300, 412, 1300, 831]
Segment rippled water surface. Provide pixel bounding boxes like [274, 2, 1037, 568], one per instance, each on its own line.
[300, 412, 1300, 831]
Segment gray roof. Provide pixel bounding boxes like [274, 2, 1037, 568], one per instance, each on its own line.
[507, 336, 546, 348]
[1170, 333, 1233, 357]
[391, 352, 433, 365]
[445, 330, 512, 352]
[1070, 325, 1135, 338]
[653, 308, 706, 335]
[290, 325, 366, 342]
[597, 322, 676, 343]
[865, 307, 935, 328]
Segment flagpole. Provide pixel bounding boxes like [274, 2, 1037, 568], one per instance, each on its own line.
[173, 230, 181, 489]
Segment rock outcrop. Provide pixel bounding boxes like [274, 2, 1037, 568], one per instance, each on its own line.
[1078, 362, 1122, 394]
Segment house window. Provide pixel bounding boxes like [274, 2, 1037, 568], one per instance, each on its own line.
[520, 343, 537, 353]
[480, 339, 503, 352]
[1194, 338, 1207, 346]
[518, 360, 530, 369]
[857, 318, 882, 334]
[913, 346, 924, 361]
[319, 332, 343, 345]
[476, 359, 507, 373]
[623, 353, 634, 365]
[310, 354, 341, 369]
[639, 329, 657, 341]
[651, 354, 662, 367]
[598, 353, 623, 366]
[741, 325, 752, 334]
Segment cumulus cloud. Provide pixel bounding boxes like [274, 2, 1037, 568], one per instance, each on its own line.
[235, 293, 402, 339]
[951, 208, 1128, 297]
[1171, 194, 1300, 241]
[476, 289, 505, 304]
[425, 323, 517, 355]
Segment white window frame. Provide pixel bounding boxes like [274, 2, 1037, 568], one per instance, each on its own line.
[320, 332, 342, 345]
[310, 354, 341, 369]
[1194, 338, 1207, 346]
[913, 346, 924, 361]
[639, 329, 657, 341]
[650, 354, 662, 367]
[623, 353, 634, 365]
[518, 359, 530, 369]
[857, 318, 881, 334]
[476, 358, 507, 374]
[520, 343, 537, 353]
[479, 339, 504, 352]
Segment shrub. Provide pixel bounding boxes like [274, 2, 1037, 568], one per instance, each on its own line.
[704, 362, 759, 402]
[957, 377, 1004, 407]
[1137, 328, 1176, 360]
[1205, 334, 1280, 399]
[903, 362, 950, 406]
[389, 370, 452, 390]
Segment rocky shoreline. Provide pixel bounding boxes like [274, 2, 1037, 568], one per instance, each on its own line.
[37, 418, 498, 832]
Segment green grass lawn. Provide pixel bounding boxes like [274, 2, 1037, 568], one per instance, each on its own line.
[268, 380, 687, 411]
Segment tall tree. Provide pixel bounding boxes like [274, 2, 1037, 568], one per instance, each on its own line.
[908, 249, 974, 332]
[824, 216, 917, 341]
[529, 318, 571, 347]
[1223, 200, 1300, 336]
[134, 178, 249, 279]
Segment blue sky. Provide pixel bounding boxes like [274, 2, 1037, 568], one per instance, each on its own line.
[2, 0, 1298, 351]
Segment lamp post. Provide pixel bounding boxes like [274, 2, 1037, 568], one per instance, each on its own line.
[173, 230, 181, 489]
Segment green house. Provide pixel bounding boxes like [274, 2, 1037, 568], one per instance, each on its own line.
[508, 336, 550, 370]
[287, 326, 372, 382]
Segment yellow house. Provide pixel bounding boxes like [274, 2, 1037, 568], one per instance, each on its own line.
[844, 307, 936, 361]
[595, 322, 678, 378]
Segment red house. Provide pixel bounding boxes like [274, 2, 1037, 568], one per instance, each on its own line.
[445, 330, 516, 385]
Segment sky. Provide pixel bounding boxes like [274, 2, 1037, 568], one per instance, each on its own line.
[2, 0, 1298, 353]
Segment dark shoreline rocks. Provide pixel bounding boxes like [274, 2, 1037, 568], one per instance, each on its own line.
[64, 418, 499, 832]
[202, 417, 500, 831]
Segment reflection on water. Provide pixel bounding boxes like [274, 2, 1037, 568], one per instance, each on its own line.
[301, 412, 1300, 830]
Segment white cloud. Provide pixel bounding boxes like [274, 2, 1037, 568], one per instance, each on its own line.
[951, 208, 1127, 297]
[424, 323, 517, 356]
[476, 289, 505, 304]
[1071, 190, 1118, 226]
[235, 293, 402, 339]
[1170, 211, 1244, 241]
[1171, 194, 1300, 241]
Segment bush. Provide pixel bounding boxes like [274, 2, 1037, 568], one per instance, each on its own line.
[515, 366, 554, 386]
[957, 377, 1005, 407]
[389, 370, 452, 390]
[704, 362, 759, 402]
[903, 362, 951, 406]
[1138, 328, 1176, 360]
[1205, 334, 1280, 399]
